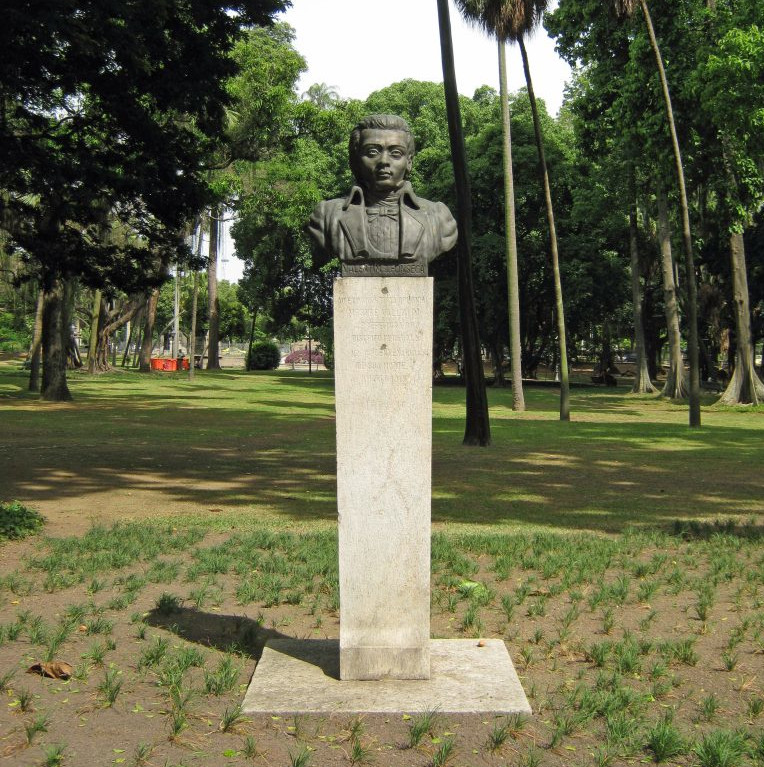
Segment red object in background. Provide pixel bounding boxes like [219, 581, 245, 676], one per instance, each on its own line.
[150, 357, 189, 371]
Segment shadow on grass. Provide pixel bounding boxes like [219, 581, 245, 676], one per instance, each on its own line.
[145, 605, 276, 660]
[1, 365, 762, 535]
[144, 606, 340, 678]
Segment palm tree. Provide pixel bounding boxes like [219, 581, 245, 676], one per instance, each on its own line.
[436, 0, 491, 446]
[454, 0, 570, 421]
[614, 0, 701, 427]
[302, 82, 340, 108]
[498, 40, 525, 410]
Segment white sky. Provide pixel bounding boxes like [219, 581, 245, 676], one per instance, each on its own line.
[279, 0, 571, 113]
[222, 0, 572, 282]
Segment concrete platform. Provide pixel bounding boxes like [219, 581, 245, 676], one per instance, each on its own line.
[242, 638, 531, 714]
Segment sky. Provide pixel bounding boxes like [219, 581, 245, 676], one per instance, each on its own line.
[221, 0, 572, 282]
[279, 0, 571, 113]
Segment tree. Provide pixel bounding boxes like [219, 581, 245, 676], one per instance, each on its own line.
[302, 83, 340, 108]
[655, 184, 688, 399]
[452, 1, 527, 408]
[696, 20, 764, 404]
[498, 42, 526, 409]
[612, 0, 702, 426]
[0, 0, 287, 399]
[456, 0, 570, 421]
[436, 0, 491, 445]
[627, 178, 658, 393]
[206, 208, 222, 369]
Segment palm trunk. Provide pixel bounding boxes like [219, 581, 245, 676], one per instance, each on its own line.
[719, 231, 764, 404]
[139, 287, 159, 373]
[518, 35, 570, 421]
[27, 289, 44, 392]
[498, 40, 525, 411]
[656, 185, 688, 398]
[40, 276, 73, 401]
[639, 0, 701, 426]
[437, 0, 491, 446]
[627, 186, 657, 393]
[206, 206, 221, 370]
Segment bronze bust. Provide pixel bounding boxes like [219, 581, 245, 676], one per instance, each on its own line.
[309, 114, 457, 277]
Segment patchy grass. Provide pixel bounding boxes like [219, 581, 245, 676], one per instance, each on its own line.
[1, 362, 763, 764]
[0, 521, 762, 765]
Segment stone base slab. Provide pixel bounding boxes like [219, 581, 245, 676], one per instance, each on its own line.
[242, 638, 531, 714]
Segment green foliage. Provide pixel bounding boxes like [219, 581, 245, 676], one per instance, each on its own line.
[645, 712, 686, 762]
[0, 501, 44, 540]
[157, 277, 251, 344]
[1, 2, 287, 292]
[246, 340, 280, 370]
[693, 729, 748, 767]
[0, 311, 30, 353]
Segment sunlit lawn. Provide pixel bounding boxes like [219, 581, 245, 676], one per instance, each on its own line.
[1, 360, 761, 536]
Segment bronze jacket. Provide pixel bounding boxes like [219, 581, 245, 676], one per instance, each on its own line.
[308, 182, 457, 265]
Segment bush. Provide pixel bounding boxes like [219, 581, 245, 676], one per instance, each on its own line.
[0, 501, 45, 540]
[246, 341, 280, 371]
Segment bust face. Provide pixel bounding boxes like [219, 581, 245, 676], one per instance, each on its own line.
[356, 129, 413, 195]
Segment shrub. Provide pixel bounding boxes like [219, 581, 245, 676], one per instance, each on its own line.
[246, 340, 280, 371]
[0, 501, 45, 540]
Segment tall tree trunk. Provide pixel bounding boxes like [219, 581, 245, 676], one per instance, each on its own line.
[139, 288, 159, 373]
[719, 231, 764, 405]
[628, 189, 657, 393]
[121, 315, 137, 367]
[490, 337, 505, 387]
[639, 0, 701, 426]
[436, 0, 491, 446]
[188, 270, 199, 381]
[94, 297, 142, 372]
[206, 206, 221, 370]
[656, 185, 688, 399]
[518, 35, 570, 421]
[87, 289, 102, 374]
[246, 306, 257, 371]
[499, 40, 525, 411]
[40, 276, 73, 401]
[27, 289, 44, 392]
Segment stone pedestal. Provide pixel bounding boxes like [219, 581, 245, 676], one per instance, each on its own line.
[333, 277, 433, 680]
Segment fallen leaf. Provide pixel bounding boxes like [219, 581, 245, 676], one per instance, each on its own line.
[27, 661, 73, 680]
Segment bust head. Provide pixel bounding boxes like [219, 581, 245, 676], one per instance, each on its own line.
[349, 115, 415, 195]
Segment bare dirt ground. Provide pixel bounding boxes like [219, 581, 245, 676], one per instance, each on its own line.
[1, 517, 762, 767]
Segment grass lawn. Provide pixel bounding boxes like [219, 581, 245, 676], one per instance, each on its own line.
[0, 361, 763, 766]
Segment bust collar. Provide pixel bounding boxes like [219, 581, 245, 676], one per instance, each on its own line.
[342, 181, 422, 212]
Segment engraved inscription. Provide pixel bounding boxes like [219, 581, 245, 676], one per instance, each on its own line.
[342, 261, 427, 278]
